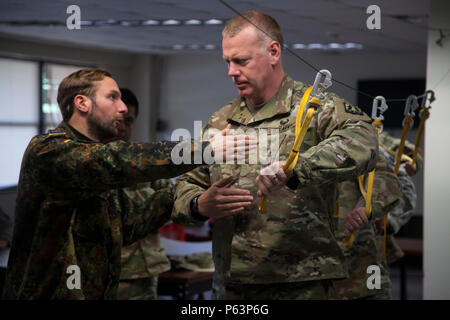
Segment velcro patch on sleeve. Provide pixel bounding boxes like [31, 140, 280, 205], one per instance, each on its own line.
[335, 97, 371, 122]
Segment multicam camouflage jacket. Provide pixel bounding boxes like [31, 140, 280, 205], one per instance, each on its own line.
[377, 131, 422, 265]
[378, 131, 422, 233]
[331, 154, 402, 299]
[120, 180, 174, 280]
[3, 122, 207, 300]
[172, 75, 378, 289]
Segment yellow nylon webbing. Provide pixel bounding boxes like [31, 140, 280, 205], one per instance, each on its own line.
[258, 86, 320, 212]
[394, 116, 414, 175]
[343, 121, 381, 248]
[382, 115, 414, 261]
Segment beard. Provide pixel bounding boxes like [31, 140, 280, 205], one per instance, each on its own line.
[87, 100, 118, 143]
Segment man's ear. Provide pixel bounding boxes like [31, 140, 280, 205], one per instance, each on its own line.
[268, 41, 281, 65]
[73, 94, 92, 114]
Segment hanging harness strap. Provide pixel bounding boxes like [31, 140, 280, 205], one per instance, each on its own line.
[381, 95, 419, 261]
[344, 97, 386, 248]
[394, 95, 419, 175]
[258, 70, 332, 212]
[412, 90, 434, 167]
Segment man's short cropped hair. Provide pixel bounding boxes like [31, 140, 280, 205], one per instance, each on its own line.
[57, 68, 112, 121]
[222, 11, 284, 49]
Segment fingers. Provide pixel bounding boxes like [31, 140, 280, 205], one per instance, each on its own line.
[221, 123, 232, 136]
[213, 176, 234, 188]
[256, 161, 290, 197]
[345, 218, 360, 233]
[217, 201, 253, 210]
[344, 207, 369, 234]
[221, 188, 252, 196]
[256, 175, 271, 198]
[276, 168, 287, 181]
[356, 208, 369, 224]
[211, 134, 258, 163]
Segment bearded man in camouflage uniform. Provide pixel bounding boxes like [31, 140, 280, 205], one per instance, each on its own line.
[2, 69, 255, 299]
[115, 88, 172, 300]
[172, 11, 378, 300]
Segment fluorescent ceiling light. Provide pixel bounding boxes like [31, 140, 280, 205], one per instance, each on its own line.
[292, 43, 306, 49]
[162, 19, 181, 25]
[142, 19, 160, 25]
[328, 43, 344, 49]
[307, 43, 324, 49]
[204, 19, 223, 25]
[345, 42, 363, 49]
[184, 19, 202, 25]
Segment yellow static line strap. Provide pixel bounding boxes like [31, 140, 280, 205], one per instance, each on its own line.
[412, 108, 430, 167]
[394, 116, 414, 175]
[333, 200, 340, 218]
[343, 122, 381, 248]
[259, 86, 320, 212]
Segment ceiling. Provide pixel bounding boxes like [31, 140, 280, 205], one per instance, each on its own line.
[0, 0, 430, 55]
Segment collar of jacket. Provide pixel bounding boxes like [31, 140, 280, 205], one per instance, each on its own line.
[228, 75, 295, 125]
[59, 121, 94, 143]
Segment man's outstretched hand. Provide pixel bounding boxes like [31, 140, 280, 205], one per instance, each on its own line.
[197, 176, 254, 219]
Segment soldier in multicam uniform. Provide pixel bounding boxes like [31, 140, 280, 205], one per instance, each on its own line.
[330, 130, 422, 299]
[115, 88, 172, 300]
[2, 69, 255, 299]
[330, 154, 402, 299]
[377, 131, 422, 269]
[172, 12, 378, 299]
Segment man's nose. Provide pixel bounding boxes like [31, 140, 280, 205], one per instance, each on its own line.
[228, 62, 240, 77]
[118, 100, 128, 113]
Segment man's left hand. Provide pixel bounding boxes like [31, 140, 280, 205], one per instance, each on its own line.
[256, 161, 293, 197]
[344, 207, 369, 236]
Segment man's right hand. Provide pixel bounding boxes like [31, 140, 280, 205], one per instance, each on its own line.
[209, 124, 258, 163]
[197, 176, 254, 219]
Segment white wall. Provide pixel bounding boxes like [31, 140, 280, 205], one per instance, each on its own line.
[424, 0, 450, 300]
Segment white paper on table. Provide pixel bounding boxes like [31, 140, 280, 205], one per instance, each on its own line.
[161, 237, 212, 256]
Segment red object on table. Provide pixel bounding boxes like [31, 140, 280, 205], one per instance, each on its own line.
[158, 223, 186, 241]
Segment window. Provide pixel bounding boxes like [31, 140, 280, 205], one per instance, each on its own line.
[0, 58, 89, 188]
[42, 63, 84, 132]
[0, 57, 39, 188]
